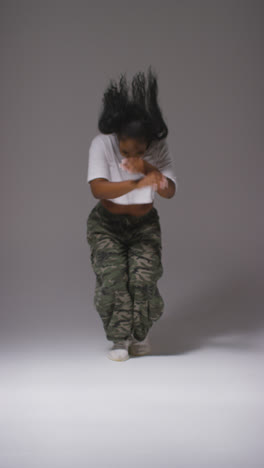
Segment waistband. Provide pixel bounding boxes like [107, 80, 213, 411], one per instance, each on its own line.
[96, 201, 158, 224]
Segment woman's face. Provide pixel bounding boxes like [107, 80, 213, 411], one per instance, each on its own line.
[118, 137, 149, 158]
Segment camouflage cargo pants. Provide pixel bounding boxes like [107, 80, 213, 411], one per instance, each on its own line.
[86, 201, 164, 343]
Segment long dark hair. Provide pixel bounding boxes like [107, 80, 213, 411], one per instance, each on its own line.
[98, 65, 168, 145]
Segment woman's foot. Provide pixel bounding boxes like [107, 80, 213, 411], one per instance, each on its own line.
[128, 334, 151, 356]
[107, 339, 130, 361]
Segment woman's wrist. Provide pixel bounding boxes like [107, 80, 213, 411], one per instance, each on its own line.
[143, 160, 159, 175]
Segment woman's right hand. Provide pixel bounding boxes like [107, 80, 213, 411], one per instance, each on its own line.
[136, 170, 168, 191]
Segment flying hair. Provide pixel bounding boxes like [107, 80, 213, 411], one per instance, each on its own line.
[98, 65, 168, 145]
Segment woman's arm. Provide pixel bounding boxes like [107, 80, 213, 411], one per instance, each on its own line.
[143, 161, 176, 198]
[143, 160, 159, 174]
[89, 172, 175, 200]
[89, 178, 140, 199]
[155, 177, 176, 198]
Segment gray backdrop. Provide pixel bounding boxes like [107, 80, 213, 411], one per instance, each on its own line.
[1, 3, 264, 468]
[1, 1, 263, 348]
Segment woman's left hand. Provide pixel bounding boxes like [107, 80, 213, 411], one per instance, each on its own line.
[119, 157, 145, 174]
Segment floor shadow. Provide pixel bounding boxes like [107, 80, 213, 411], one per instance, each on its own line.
[150, 267, 264, 356]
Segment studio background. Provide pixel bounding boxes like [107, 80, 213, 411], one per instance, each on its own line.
[1, 1, 263, 347]
[0, 2, 264, 467]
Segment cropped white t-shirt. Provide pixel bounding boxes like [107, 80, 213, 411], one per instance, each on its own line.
[86, 132, 178, 205]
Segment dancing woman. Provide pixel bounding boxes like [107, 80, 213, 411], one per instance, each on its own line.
[86, 66, 178, 361]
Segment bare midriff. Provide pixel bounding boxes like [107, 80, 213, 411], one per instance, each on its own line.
[100, 199, 154, 216]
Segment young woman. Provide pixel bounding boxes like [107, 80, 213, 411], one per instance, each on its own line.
[86, 66, 178, 361]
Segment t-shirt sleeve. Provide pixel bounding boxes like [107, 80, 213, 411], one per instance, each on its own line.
[156, 139, 178, 191]
[87, 137, 110, 182]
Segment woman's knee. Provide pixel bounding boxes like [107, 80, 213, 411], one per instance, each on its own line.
[129, 261, 163, 286]
[128, 243, 163, 284]
[94, 262, 128, 290]
[89, 243, 128, 287]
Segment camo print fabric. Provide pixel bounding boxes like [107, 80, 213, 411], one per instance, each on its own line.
[86, 201, 164, 343]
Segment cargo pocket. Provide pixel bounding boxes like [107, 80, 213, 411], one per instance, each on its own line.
[148, 291, 165, 322]
[94, 287, 115, 333]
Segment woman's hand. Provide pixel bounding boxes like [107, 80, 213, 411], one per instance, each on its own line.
[136, 170, 168, 191]
[119, 157, 168, 191]
[119, 157, 145, 174]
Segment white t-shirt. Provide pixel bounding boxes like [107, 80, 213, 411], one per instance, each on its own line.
[86, 132, 178, 205]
